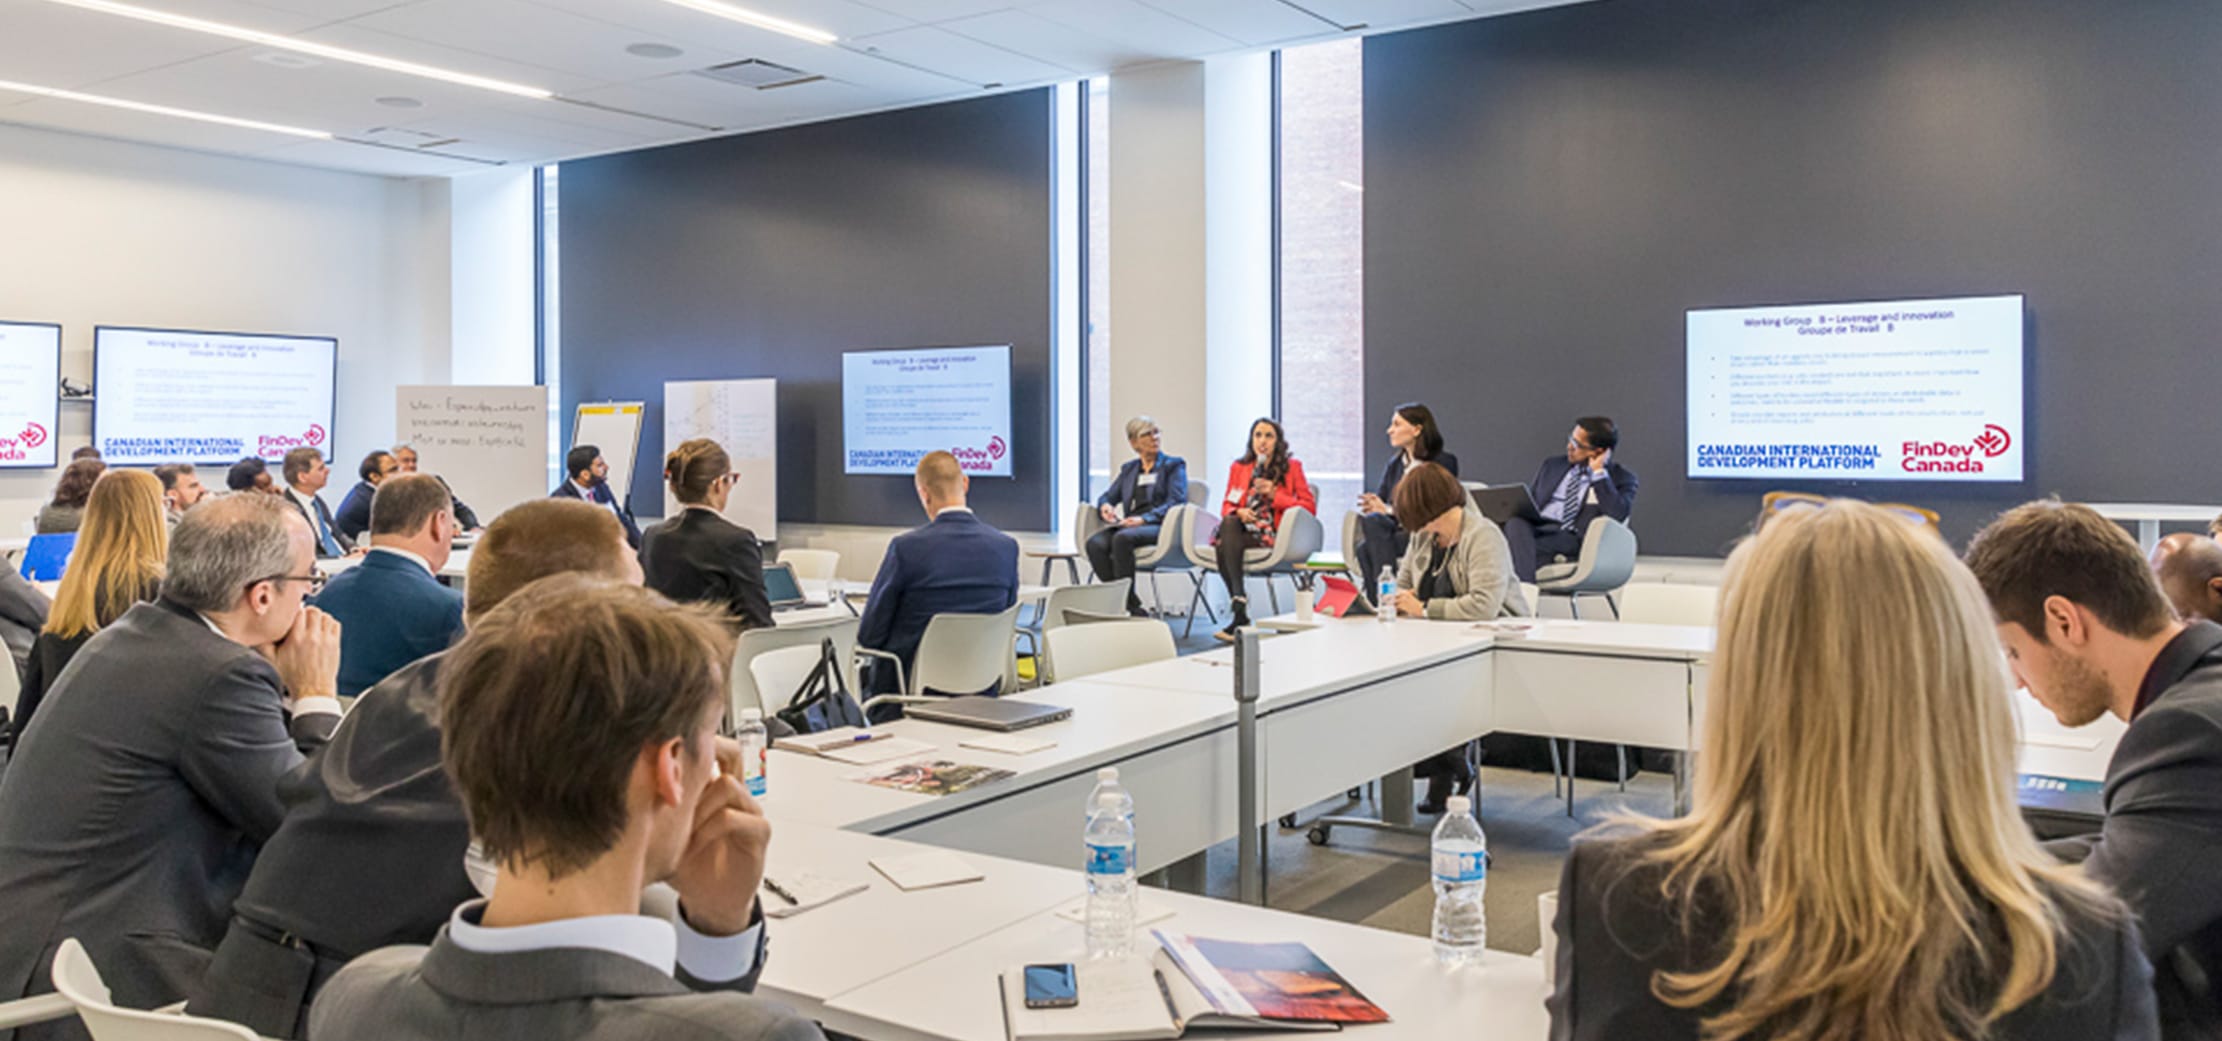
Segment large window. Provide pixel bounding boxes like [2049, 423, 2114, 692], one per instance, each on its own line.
[1275, 38, 1365, 516]
[1082, 78, 1113, 504]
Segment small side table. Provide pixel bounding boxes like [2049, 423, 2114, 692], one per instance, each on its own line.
[1026, 548, 1084, 585]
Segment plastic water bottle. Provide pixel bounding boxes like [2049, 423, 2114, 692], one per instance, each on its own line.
[1084, 792, 1137, 960]
[1430, 795, 1488, 966]
[1377, 565, 1398, 624]
[736, 708, 768, 798]
[1086, 767, 1134, 823]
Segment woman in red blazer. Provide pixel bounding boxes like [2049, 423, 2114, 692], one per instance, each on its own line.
[1213, 417, 1315, 640]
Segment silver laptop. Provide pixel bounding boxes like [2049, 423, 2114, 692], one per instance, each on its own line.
[905, 697, 1072, 732]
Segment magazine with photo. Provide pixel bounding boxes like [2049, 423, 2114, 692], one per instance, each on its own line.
[856, 758, 1016, 796]
[997, 931, 1388, 1041]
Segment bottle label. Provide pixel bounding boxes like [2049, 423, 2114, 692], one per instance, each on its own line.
[1086, 842, 1132, 876]
[743, 743, 767, 797]
[1432, 849, 1487, 883]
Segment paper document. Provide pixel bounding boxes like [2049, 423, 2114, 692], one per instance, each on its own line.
[870, 850, 984, 891]
[960, 733, 1057, 756]
[760, 872, 869, 918]
[822, 737, 937, 765]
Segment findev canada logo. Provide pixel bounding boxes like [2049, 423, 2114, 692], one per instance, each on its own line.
[258, 423, 328, 457]
[0, 422, 48, 462]
[1903, 424, 2012, 474]
[950, 436, 1009, 473]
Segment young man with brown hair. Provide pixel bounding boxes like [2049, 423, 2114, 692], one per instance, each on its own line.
[1966, 500, 2222, 1038]
[311, 578, 820, 1041]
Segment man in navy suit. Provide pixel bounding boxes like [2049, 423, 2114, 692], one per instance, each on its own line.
[282, 447, 356, 559]
[857, 451, 1020, 694]
[551, 444, 642, 549]
[312, 475, 465, 698]
[333, 450, 397, 544]
[1504, 416, 1640, 582]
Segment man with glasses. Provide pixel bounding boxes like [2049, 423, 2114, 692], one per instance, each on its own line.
[0, 493, 343, 1041]
[1502, 416, 1640, 583]
[1085, 416, 1187, 617]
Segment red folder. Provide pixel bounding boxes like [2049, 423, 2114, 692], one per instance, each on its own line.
[1314, 575, 1370, 618]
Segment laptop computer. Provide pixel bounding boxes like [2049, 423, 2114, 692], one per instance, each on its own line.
[762, 561, 819, 610]
[905, 697, 1072, 732]
[1471, 484, 1549, 527]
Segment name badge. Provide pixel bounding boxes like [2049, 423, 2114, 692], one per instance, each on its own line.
[1138, 473, 1156, 486]
[1585, 488, 1600, 506]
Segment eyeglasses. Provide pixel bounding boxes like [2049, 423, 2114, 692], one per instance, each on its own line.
[255, 572, 327, 594]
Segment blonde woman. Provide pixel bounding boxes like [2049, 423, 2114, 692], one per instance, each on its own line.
[12, 469, 167, 744]
[1547, 500, 2156, 1040]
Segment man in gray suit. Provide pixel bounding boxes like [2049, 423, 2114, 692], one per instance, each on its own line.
[0, 493, 342, 1041]
[1968, 500, 2222, 1039]
[311, 577, 822, 1041]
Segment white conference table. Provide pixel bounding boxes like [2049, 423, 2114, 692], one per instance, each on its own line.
[2084, 502, 2222, 551]
[773, 582, 1053, 628]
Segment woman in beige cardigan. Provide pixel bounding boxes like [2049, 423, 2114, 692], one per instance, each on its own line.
[1390, 462, 1528, 622]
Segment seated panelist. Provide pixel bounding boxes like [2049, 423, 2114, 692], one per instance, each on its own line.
[1084, 416, 1187, 617]
[1211, 417, 1315, 639]
[1503, 415, 1639, 583]
[640, 438, 773, 632]
[1354, 402, 1458, 602]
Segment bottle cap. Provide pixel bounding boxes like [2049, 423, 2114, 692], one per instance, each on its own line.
[1446, 795, 1471, 815]
[741, 708, 763, 721]
[1097, 767, 1119, 783]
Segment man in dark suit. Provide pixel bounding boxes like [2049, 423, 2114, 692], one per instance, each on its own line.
[280, 446, 354, 559]
[1968, 500, 2222, 1038]
[310, 577, 821, 1041]
[0, 494, 342, 1041]
[1503, 415, 1639, 582]
[1084, 416, 1186, 616]
[313, 475, 464, 698]
[192, 501, 642, 1039]
[393, 443, 480, 530]
[858, 451, 1020, 694]
[332, 449, 397, 544]
[552, 444, 641, 549]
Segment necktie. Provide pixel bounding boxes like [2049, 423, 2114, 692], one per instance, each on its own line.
[313, 500, 340, 556]
[1553, 466, 1587, 525]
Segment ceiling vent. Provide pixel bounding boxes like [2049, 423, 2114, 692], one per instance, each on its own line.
[360, 126, 463, 150]
[252, 51, 320, 69]
[694, 59, 822, 90]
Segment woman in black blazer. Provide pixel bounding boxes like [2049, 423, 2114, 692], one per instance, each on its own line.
[1549, 500, 2156, 1041]
[1085, 415, 1187, 616]
[1353, 403, 1455, 600]
[638, 439, 773, 632]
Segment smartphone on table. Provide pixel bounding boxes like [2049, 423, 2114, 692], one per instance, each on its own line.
[1023, 963, 1079, 1009]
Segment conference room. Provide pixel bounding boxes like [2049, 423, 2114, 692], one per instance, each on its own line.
[0, 0, 2216, 1039]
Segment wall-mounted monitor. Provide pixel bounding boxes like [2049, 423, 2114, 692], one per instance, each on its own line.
[1686, 294, 2025, 482]
[842, 345, 1014, 477]
[94, 326, 337, 466]
[0, 321, 62, 469]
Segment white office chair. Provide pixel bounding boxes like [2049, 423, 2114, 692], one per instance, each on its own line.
[1016, 580, 1131, 685]
[1140, 504, 1218, 636]
[729, 619, 860, 720]
[777, 549, 840, 582]
[1239, 507, 1326, 615]
[1534, 517, 1638, 618]
[0, 993, 73, 1033]
[1615, 583, 1719, 626]
[51, 938, 257, 1041]
[907, 605, 1022, 698]
[1339, 509, 1363, 583]
[1041, 620, 1177, 683]
[748, 645, 828, 717]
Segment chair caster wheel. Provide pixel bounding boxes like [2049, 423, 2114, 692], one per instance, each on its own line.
[1307, 825, 1330, 846]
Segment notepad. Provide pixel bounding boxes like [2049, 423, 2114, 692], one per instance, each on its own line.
[772, 727, 887, 756]
[760, 872, 869, 918]
[822, 737, 937, 765]
[870, 850, 984, 891]
[960, 733, 1058, 756]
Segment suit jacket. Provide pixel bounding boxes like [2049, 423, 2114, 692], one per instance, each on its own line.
[9, 631, 89, 748]
[640, 508, 773, 632]
[551, 479, 641, 548]
[333, 481, 375, 542]
[2047, 621, 2222, 1039]
[194, 655, 475, 1039]
[1549, 830, 2159, 1041]
[432, 475, 480, 530]
[857, 510, 1019, 669]
[1526, 456, 1639, 534]
[0, 570, 48, 682]
[310, 917, 821, 1041]
[1373, 449, 1460, 503]
[312, 550, 465, 698]
[1394, 508, 1529, 621]
[0, 599, 336, 1040]
[283, 489, 354, 558]
[1096, 454, 1188, 526]
[1218, 458, 1318, 525]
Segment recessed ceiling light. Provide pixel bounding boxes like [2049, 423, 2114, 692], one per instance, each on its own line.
[655, 0, 838, 46]
[37, 0, 555, 99]
[375, 96, 423, 108]
[0, 78, 331, 139]
[626, 42, 685, 59]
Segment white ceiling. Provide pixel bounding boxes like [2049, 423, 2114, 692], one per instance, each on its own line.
[0, 0, 1582, 178]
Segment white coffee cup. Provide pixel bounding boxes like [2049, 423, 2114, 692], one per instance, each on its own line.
[1537, 890, 1560, 987]
[1296, 586, 1315, 621]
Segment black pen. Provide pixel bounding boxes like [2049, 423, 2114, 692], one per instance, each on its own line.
[762, 877, 799, 905]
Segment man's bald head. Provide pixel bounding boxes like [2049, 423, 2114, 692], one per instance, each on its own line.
[2150, 533, 2222, 625]
[914, 450, 968, 515]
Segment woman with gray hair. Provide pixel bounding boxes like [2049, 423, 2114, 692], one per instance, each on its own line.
[1085, 416, 1187, 616]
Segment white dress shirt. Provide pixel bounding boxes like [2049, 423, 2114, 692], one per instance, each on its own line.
[445, 897, 764, 984]
[368, 545, 433, 575]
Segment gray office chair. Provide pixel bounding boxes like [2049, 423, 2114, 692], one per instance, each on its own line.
[1339, 509, 1363, 583]
[1019, 580, 1131, 684]
[1241, 507, 1326, 614]
[1041, 619, 1177, 684]
[729, 618, 861, 722]
[1145, 503, 1219, 637]
[907, 604, 1023, 697]
[1534, 517, 1637, 619]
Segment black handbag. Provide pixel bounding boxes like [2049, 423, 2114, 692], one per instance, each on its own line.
[775, 638, 869, 734]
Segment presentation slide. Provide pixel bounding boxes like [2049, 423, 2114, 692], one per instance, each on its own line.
[843, 345, 1012, 477]
[0, 322, 60, 469]
[95, 327, 337, 466]
[1687, 295, 2024, 482]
